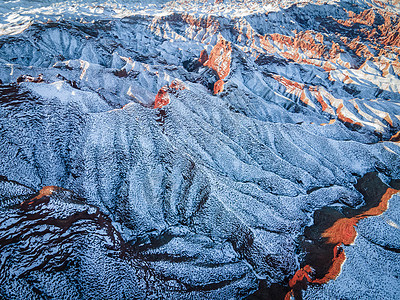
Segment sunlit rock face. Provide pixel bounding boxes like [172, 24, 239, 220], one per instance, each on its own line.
[0, 0, 399, 299]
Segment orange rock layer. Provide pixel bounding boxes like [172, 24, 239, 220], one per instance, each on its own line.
[250, 7, 400, 70]
[154, 86, 170, 109]
[390, 131, 400, 142]
[272, 75, 334, 113]
[336, 103, 363, 127]
[285, 187, 399, 300]
[21, 186, 61, 207]
[204, 35, 232, 94]
[154, 80, 186, 109]
[181, 13, 220, 34]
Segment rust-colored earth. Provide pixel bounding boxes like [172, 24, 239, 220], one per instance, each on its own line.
[284, 172, 399, 299]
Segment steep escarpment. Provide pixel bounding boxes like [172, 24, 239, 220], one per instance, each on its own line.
[203, 35, 232, 94]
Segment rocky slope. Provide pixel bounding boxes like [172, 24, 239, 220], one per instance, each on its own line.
[0, 0, 399, 299]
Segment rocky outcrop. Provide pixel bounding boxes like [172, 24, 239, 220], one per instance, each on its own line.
[203, 35, 232, 94]
[154, 80, 186, 109]
[154, 85, 170, 109]
[198, 49, 209, 65]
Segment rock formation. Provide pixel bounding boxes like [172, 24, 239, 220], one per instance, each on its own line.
[0, 0, 399, 299]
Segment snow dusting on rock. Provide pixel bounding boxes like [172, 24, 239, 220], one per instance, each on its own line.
[0, 0, 399, 299]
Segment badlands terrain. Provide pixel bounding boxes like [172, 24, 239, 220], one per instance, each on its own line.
[0, 0, 399, 299]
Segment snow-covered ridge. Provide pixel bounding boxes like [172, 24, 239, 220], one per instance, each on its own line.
[1, 0, 397, 29]
[0, 0, 359, 36]
[0, 0, 399, 299]
[0, 0, 398, 134]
